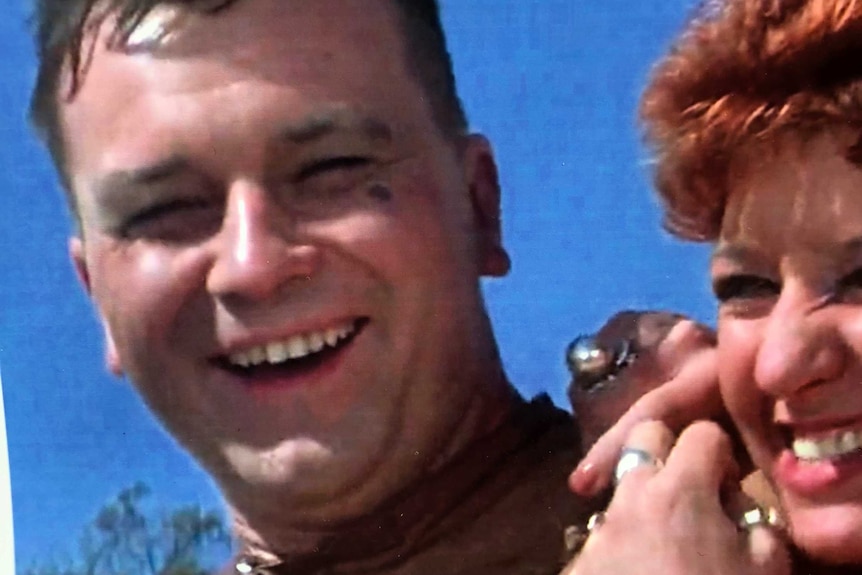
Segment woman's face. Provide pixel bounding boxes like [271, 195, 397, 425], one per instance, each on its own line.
[715, 129, 862, 563]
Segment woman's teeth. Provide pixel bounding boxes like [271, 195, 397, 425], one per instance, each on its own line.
[792, 429, 862, 462]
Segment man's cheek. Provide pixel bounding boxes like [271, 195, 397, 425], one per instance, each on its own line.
[94, 252, 193, 358]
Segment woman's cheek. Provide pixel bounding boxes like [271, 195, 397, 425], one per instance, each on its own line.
[838, 309, 862, 357]
[717, 319, 762, 418]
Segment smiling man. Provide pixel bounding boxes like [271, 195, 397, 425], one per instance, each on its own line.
[27, 1, 719, 573]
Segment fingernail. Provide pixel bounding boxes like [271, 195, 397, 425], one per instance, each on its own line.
[570, 461, 599, 495]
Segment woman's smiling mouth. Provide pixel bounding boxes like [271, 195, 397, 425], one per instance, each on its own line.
[772, 419, 862, 497]
[792, 428, 862, 462]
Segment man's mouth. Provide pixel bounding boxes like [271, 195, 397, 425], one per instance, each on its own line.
[789, 427, 862, 463]
[217, 318, 367, 376]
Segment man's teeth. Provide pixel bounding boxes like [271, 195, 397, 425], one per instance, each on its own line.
[228, 323, 355, 367]
[792, 429, 862, 461]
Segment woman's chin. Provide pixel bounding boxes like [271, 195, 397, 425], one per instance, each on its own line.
[785, 503, 862, 565]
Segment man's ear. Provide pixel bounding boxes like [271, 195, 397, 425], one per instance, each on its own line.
[464, 134, 511, 277]
[69, 236, 92, 294]
[69, 237, 124, 377]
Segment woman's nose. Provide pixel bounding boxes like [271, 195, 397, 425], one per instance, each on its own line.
[754, 291, 847, 398]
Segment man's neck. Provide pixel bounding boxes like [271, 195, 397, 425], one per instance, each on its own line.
[226, 382, 529, 570]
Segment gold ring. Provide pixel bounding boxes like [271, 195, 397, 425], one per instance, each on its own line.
[737, 506, 783, 531]
[587, 511, 606, 532]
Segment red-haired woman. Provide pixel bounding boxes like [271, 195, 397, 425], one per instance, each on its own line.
[570, 2, 862, 573]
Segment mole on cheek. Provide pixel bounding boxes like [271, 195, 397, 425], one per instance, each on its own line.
[367, 183, 393, 202]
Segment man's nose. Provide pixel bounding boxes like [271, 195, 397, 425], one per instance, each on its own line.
[206, 182, 320, 302]
[754, 292, 847, 398]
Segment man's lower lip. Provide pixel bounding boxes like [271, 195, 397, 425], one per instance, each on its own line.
[773, 448, 862, 497]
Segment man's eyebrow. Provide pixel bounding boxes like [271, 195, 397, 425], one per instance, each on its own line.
[93, 156, 192, 196]
[277, 112, 393, 145]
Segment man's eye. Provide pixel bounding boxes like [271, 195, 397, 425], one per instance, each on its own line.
[120, 198, 220, 242]
[296, 156, 371, 181]
[125, 199, 201, 226]
[712, 274, 779, 302]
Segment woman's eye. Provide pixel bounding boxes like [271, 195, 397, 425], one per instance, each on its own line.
[838, 268, 862, 290]
[712, 274, 779, 303]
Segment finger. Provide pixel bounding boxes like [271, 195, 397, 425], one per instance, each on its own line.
[568, 313, 715, 463]
[570, 403, 644, 496]
[729, 484, 791, 575]
[569, 311, 691, 409]
[745, 525, 792, 575]
[654, 319, 717, 379]
[726, 483, 786, 540]
[611, 420, 675, 493]
[570, 351, 721, 496]
[594, 310, 686, 353]
[662, 421, 739, 494]
[724, 485, 759, 525]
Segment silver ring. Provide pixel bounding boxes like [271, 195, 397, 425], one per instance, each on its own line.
[566, 334, 637, 393]
[613, 447, 662, 485]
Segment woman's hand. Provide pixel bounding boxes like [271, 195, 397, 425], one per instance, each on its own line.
[563, 420, 791, 575]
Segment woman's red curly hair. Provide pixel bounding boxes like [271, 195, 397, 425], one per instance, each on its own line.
[641, 0, 862, 241]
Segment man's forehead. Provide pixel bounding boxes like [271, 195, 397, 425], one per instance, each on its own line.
[61, 0, 410, 114]
[100, 0, 401, 57]
[90, 105, 393, 179]
[61, 0, 410, 123]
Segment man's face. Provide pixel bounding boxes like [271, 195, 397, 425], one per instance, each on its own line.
[61, 0, 508, 523]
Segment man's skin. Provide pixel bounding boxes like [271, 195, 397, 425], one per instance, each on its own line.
[48, 0, 719, 571]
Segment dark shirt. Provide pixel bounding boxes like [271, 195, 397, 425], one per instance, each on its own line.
[219, 395, 593, 575]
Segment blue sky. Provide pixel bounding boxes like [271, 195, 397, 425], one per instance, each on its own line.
[0, 0, 712, 568]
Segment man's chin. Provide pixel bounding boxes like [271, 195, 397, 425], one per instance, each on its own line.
[216, 440, 393, 518]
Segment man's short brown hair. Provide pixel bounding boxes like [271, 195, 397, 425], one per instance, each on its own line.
[29, 0, 468, 195]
